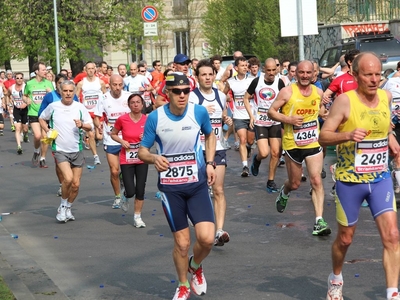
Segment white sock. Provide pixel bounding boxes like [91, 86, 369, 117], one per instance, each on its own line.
[242, 161, 248, 167]
[316, 216, 322, 224]
[34, 148, 40, 153]
[134, 213, 141, 219]
[387, 288, 398, 299]
[61, 198, 67, 206]
[66, 202, 72, 208]
[40, 157, 45, 161]
[394, 170, 400, 186]
[329, 272, 343, 283]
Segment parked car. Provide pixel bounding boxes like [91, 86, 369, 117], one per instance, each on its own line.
[319, 33, 400, 72]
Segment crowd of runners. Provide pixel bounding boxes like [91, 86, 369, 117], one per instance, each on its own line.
[1, 50, 400, 300]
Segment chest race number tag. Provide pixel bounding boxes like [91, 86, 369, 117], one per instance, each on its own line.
[392, 97, 400, 118]
[32, 91, 46, 104]
[84, 94, 99, 109]
[234, 97, 245, 110]
[354, 138, 388, 173]
[200, 118, 222, 141]
[160, 152, 199, 185]
[126, 143, 140, 163]
[293, 120, 318, 146]
[255, 107, 273, 126]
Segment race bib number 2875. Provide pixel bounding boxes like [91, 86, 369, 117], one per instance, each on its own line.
[160, 152, 199, 185]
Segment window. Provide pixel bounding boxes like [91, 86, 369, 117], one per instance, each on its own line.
[173, 0, 187, 15]
[175, 31, 189, 55]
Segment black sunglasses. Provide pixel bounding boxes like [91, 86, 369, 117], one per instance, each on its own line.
[177, 62, 189, 66]
[169, 88, 191, 95]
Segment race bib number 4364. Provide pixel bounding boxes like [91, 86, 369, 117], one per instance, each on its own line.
[293, 120, 318, 146]
[354, 138, 388, 173]
[160, 152, 199, 185]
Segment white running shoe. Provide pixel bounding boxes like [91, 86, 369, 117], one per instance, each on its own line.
[66, 206, 75, 221]
[56, 205, 67, 222]
[57, 186, 62, 197]
[133, 217, 146, 228]
[121, 195, 129, 213]
[172, 285, 190, 300]
[326, 277, 343, 300]
[94, 155, 101, 165]
[188, 256, 207, 296]
[214, 230, 230, 246]
[112, 197, 121, 209]
[390, 292, 400, 300]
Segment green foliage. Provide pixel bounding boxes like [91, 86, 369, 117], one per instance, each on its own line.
[2, 0, 165, 69]
[202, 0, 298, 61]
[0, 276, 15, 300]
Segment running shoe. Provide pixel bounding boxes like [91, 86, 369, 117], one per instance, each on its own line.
[94, 155, 101, 165]
[172, 285, 190, 300]
[326, 277, 343, 300]
[214, 230, 230, 246]
[246, 145, 252, 158]
[112, 197, 121, 209]
[266, 181, 279, 193]
[17, 146, 23, 155]
[234, 141, 240, 151]
[133, 217, 146, 228]
[84, 136, 90, 149]
[31, 152, 40, 166]
[361, 200, 369, 207]
[241, 166, 249, 177]
[276, 185, 290, 213]
[301, 174, 307, 182]
[11, 125, 15, 132]
[57, 185, 62, 197]
[56, 205, 67, 222]
[39, 159, 48, 168]
[66, 207, 75, 221]
[121, 194, 129, 213]
[330, 184, 336, 198]
[221, 137, 231, 150]
[392, 171, 400, 193]
[390, 292, 400, 300]
[278, 157, 285, 166]
[23, 132, 29, 143]
[313, 218, 331, 236]
[208, 186, 213, 197]
[330, 163, 337, 182]
[321, 168, 326, 179]
[0, 131, 3, 136]
[250, 154, 260, 176]
[188, 256, 207, 296]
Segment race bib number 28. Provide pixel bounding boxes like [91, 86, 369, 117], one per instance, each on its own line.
[160, 152, 199, 185]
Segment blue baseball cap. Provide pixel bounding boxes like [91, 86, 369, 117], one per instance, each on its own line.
[173, 54, 191, 64]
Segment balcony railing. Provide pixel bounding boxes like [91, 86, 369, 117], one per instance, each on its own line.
[317, 0, 400, 24]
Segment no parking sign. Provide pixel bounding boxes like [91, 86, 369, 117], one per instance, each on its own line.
[141, 6, 159, 22]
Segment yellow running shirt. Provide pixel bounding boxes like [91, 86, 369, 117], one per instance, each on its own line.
[336, 89, 390, 183]
[282, 84, 321, 150]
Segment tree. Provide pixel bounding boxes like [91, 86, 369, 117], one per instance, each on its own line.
[202, 0, 297, 60]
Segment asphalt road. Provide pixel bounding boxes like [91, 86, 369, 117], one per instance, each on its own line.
[0, 124, 396, 300]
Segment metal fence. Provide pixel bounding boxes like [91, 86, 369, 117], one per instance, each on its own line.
[317, 0, 400, 24]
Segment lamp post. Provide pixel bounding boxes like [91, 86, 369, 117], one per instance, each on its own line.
[53, 0, 60, 73]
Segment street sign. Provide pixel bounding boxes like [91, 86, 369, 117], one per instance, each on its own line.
[144, 22, 158, 37]
[141, 6, 159, 22]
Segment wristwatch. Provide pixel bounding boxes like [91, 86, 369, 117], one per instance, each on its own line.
[206, 161, 216, 169]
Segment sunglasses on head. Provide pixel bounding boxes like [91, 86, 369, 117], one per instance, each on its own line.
[169, 87, 191, 95]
